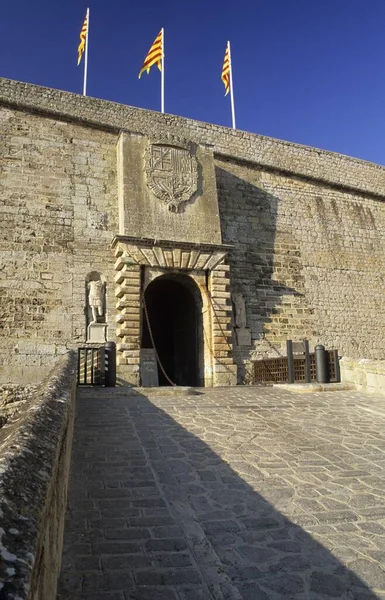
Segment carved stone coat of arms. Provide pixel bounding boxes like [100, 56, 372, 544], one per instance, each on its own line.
[145, 144, 198, 212]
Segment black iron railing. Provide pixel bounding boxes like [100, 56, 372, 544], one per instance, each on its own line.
[253, 341, 340, 385]
[77, 342, 116, 386]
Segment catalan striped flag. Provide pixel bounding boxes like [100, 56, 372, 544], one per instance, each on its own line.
[138, 29, 163, 78]
[221, 41, 236, 129]
[221, 43, 230, 96]
[77, 10, 89, 66]
[139, 29, 165, 113]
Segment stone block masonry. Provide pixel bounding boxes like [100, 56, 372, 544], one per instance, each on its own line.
[58, 385, 385, 599]
[0, 104, 119, 383]
[341, 358, 385, 396]
[216, 158, 385, 370]
[113, 238, 237, 386]
[0, 352, 77, 600]
[0, 77, 384, 384]
[1, 77, 385, 197]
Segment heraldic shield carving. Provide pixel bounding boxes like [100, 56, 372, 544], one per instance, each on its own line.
[145, 144, 198, 212]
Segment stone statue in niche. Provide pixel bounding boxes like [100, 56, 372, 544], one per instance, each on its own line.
[232, 292, 252, 346]
[85, 272, 107, 343]
[88, 280, 105, 323]
[232, 293, 247, 328]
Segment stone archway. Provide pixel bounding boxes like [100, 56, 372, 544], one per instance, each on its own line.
[113, 236, 237, 387]
[141, 274, 203, 386]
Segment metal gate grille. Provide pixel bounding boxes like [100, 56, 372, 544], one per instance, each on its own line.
[254, 350, 340, 385]
[254, 357, 289, 384]
[77, 347, 105, 386]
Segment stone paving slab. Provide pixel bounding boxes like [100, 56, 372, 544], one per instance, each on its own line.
[58, 386, 385, 599]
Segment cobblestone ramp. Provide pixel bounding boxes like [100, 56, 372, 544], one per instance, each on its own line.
[58, 386, 385, 600]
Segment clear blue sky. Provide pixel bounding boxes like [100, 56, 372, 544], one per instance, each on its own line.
[1, 0, 385, 165]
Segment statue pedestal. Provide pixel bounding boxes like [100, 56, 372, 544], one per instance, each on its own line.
[87, 323, 107, 344]
[236, 327, 252, 346]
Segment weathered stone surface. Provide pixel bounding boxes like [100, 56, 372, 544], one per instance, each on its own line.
[0, 77, 384, 385]
[235, 326, 252, 346]
[117, 133, 222, 243]
[341, 358, 385, 396]
[0, 384, 38, 429]
[59, 385, 385, 599]
[0, 352, 77, 599]
[1, 77, 385, 196]
[87, 323, 107, 343]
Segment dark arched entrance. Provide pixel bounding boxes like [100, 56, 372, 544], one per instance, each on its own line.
[141, 274, 203, 386]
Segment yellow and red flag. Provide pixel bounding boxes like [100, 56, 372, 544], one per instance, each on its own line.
[221, 42, 230, 96]
[139, 29, 163, 78]
[221, 41, 236, 129]
[77, 10, 89, 66]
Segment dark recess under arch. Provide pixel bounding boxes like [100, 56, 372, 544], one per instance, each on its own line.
[141, 274, 203, 386]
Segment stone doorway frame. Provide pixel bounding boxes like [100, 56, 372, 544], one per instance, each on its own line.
[111, 235, 237, 387]
[142, 271, 205, 387]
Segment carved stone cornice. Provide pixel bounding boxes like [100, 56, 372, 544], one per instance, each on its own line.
[111, 235, 232, 275]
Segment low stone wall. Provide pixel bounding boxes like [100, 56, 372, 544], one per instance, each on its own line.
[0, 352, 77, 600]
[341, 357, 385, 396]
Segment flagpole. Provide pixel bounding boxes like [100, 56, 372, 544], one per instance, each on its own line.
[83, 8, 90, 96]
[228, 41, 236, 129]
[161, 27, 165, 113]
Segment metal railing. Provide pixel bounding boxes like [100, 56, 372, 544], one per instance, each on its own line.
[77, 342, 116, 386]
[253, 341, 340, 385]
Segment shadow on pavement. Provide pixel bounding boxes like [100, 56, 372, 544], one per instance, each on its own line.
[58, 388, 383, 600]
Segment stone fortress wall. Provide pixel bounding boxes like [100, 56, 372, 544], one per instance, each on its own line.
[0, 77, 384, 384]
